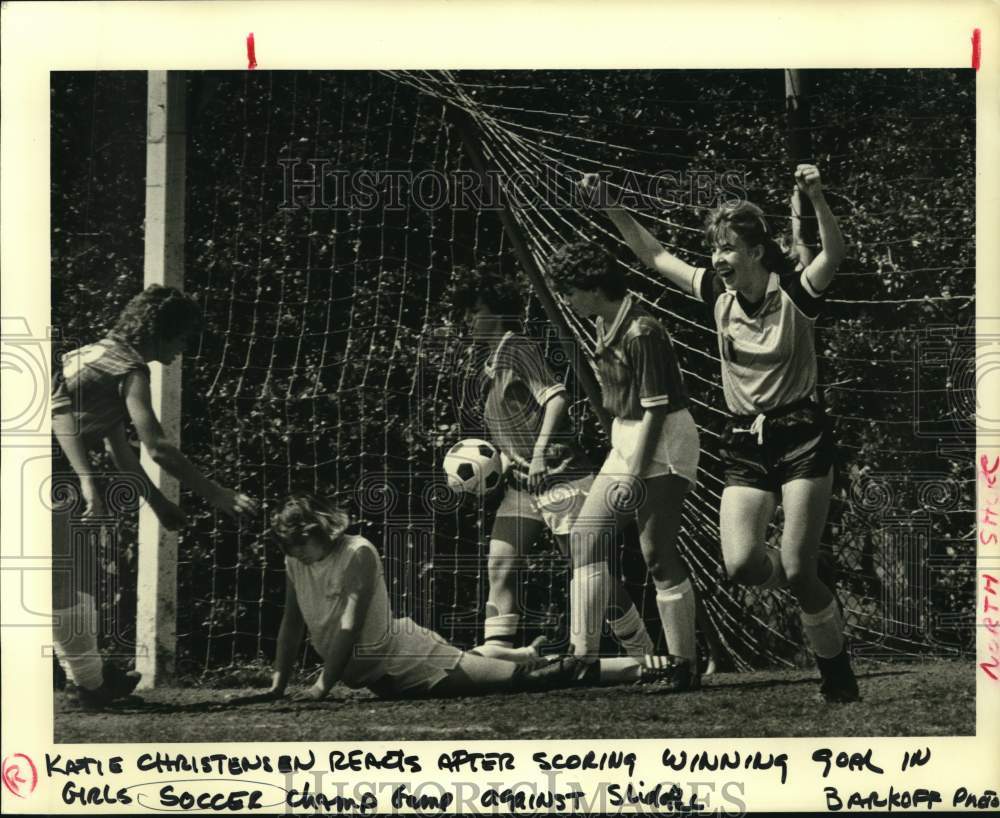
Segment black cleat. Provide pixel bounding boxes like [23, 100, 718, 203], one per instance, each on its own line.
[513, 654, 585, 692]
[53, 655, 67, 691]
[76, 663, 142, 709]
[816, 648, 860, 703]
[638, 655, 698, 692]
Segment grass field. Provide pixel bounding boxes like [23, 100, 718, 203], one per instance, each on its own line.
[54, 659, 974, 743]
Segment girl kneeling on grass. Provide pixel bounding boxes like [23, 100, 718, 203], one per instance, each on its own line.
[233, 493, 694, 703]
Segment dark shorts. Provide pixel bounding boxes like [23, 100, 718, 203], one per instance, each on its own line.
[718, 401, 836, 493]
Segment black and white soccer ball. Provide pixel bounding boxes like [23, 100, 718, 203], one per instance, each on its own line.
[442, 438, 504, 496]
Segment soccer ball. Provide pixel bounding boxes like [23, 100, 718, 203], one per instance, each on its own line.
[442, 439, 504, 496]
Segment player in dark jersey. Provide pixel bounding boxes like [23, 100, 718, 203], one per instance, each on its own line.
[51, 284, 258, 707]
[545, 244, 702, 687]
[585, 165, 859, 702]
[453, 269, 655, 664]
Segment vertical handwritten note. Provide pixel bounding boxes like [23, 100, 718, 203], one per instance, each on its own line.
[979, 454, 1000, 681]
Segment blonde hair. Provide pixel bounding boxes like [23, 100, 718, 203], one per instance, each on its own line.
[270, 492, 350, 553]
[704, 201, 796, 276]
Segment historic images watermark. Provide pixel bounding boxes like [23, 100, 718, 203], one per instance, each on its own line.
[278, 163, 749, 213]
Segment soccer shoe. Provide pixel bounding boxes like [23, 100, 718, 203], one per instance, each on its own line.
[513, 654, 584, 691]
[76, 663, 142, 709]
[53, 655, 67, 691]
[638, 655, 698, 692]
[816, 648, 860, 703]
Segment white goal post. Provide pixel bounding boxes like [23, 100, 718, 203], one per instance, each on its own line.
[135, 71, 186, 688]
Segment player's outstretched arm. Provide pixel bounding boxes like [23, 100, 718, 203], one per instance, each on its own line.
[103, 425, 186, 530]
[795, 164, 846, 293]
[270, 578, 306, 696]
[790, 188, 815, 269]
[52, 409, 106, 517]
[227, 578, 305, 705]
[291, 546, 378, 701]
[122, 370, 258, 518]
[578, 173, 701, 297]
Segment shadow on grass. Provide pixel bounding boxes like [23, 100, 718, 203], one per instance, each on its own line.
[58, 667, 917, 716]
[701, 667, 913, 693]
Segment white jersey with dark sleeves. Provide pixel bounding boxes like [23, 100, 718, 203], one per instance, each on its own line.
[693, 267, 826, 416]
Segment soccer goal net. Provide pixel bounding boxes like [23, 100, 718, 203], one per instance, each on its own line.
[50, 69, 976, 681]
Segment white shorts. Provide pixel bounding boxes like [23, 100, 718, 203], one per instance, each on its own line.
[601, 409, 700, 487]
[362, 618, 464, 697]
[495, 474, 594, 536]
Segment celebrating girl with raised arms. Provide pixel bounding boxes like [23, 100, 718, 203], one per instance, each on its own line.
[583, 165, 859, 702]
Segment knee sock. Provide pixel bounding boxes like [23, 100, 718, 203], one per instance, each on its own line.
[801, 598, 845, 659]
[608, 603, 654, 658]
[759, 548, 788, 590]
[570, 561, 610, 661]
[594, 657, 643, 684]
[53, 594, 103, 690]
[483, 612, 520, 649]
[654, 577, 697, 664]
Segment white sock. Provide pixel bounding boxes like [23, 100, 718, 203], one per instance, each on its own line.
[759, 548, 788, 590]
[570, 562, 610, 660]
[654, 578, 697, 664]
[53, 595, 103, 690]
[608, 604, 654, 658]
[483, 613, 519, 649]
[596, 657, 642, 684]
[801, 598, 845, 659]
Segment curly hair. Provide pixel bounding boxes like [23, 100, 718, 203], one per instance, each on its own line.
[704, 202, 797, 277]
[270, 492, 350, 554]
[110, 285, 203, 350]
[546, 240, 628, 299]
[452, 264, 524, 325]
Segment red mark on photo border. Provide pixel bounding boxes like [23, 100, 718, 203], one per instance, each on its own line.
[972, 28, 981, 71]
[247, 32, 258, 70]
[2, 754, 38, 799]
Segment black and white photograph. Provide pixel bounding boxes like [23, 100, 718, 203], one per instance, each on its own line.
[2, 2, 998, 815]
[44, 64, 977, 739]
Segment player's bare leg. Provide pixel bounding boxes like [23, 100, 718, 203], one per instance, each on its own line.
[719, 485, 784, 588]
[637, 474, 698, 667]
[430, 650, 692, 696]
[566, 472, 618, 663]
[556, 533, 654, 659]
[51, 507, 140, 707]
[780, 469, 835, 613]
[781, 468, 858, 702]
[475, 515, 544, 656]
